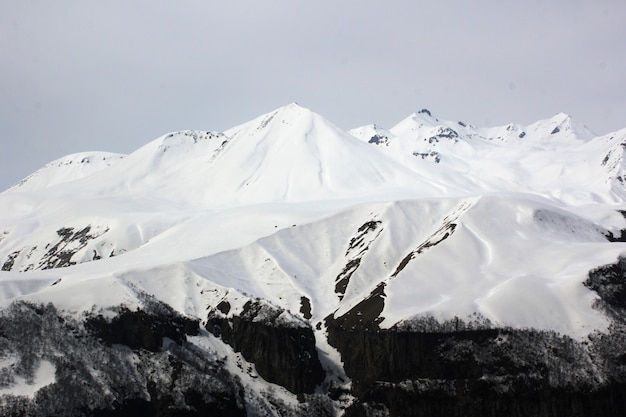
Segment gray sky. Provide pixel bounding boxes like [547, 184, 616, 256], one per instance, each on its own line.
[1, 0, 625, 191]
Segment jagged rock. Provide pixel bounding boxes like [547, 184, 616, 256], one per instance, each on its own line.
[368, 135, 389, 146]
[206, 300, 324, 394]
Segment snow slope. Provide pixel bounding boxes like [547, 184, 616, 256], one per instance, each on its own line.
[6, 152, 125, 192]
[2, 104, 626, 323]
[1, 104, 626, 406]
[350, 109, 626, 204]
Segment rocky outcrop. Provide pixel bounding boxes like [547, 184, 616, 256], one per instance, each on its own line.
[323, 256, 626, 416]
[585, 255, 626, 312]
[1, 225, 111, 272]
[328, 322, 625, 416]
[206, 300, 325, 395]
[85, 306, 199, 352]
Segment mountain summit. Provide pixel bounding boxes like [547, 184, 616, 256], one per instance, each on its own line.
[1, 105, 626, 416]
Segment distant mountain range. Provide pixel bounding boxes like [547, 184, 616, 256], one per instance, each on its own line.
[1, 104, 626, 416]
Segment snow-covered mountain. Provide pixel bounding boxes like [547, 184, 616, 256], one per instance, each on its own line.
[1, 103, 626, 416]
[350, 108, 626, 204]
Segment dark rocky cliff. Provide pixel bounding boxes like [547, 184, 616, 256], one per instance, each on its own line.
[322, 256, 626, 417]
[86, 306, 199, 352]
[206, 300, 325, 395]
[327, 320, 626, 417]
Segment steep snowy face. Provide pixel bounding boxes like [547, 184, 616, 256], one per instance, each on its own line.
[516, 112, 596, 144]
[184, 195, 617, 339]
[10, 104, 441, 209]
[3, 194, 622, 341]
[208, 103, 441, 206]
[592, 129, 626, 201]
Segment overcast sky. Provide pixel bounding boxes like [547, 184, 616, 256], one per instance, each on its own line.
[1, 1, 625, 191]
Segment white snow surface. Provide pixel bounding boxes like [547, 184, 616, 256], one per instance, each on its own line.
[0, 359, 56, 398]
[1, 102, 626, 345]
[7, 152, 125, 192]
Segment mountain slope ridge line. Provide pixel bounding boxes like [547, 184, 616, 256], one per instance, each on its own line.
[2, 103, 626, 416]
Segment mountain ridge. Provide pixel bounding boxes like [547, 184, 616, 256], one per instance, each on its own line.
[2, 103, 626, 416]
[6, 103, 614, 198]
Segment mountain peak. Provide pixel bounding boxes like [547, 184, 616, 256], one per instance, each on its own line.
[224, 103, 318, 138]
[532, 112, 596, 141]
[283, 101, 304, 110]
[551, 112, 572, 121]
[274, 102, 315, 121]
[411, 108, 439, 123]
[389, 108, 466, 142]
[270, 102, 308, 116]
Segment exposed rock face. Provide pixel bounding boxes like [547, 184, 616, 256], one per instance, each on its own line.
[206, 300, 325, 395]
[86, 306, 199, 352]
[328, 322, 625, 416]
[336, 220, 383, 300]
[585, 255, 626, 312]
[368, 134, 389, 146]
[1, 225, 111, 272]
[323, 256, 626, 417]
